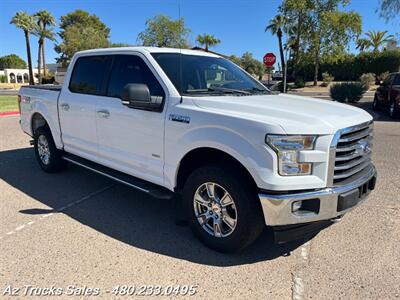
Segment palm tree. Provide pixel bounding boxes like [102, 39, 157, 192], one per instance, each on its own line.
[10, 12, 37, 85]
[265, 15, 286, 86]
[356, 38, 370, 52]
[34, 10, 56, 79]
[33, 26, 55, 83]
[357, 30, 395, 52]
[196, 34, 221, 51]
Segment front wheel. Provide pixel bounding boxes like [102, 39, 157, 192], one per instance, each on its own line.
[183, 165, 265, 253]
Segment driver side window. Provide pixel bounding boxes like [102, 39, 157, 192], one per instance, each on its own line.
[107, 55, 165, 99]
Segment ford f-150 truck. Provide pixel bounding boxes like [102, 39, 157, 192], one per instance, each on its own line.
[19, 47, 377, 252]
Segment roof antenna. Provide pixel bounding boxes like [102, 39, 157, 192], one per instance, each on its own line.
[179, 0, 183, 103]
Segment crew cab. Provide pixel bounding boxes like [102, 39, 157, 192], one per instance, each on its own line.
[373, 72, 400, 118]
[19, 47, 377, 252]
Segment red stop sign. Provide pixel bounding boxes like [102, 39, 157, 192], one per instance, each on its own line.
[263, 53, 276, 67]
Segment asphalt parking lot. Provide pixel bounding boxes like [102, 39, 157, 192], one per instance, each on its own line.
[0, 99, 399, 299]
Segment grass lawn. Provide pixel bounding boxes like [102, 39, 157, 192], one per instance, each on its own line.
[0, 95, 18, 113]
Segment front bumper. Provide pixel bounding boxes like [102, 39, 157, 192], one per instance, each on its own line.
[259, 165, 377, 226]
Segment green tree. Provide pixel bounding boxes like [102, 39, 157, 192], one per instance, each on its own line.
[280, 0, 314, 75]
[305, 0, 362, 85]
[228, 55, 242, 66]
[229, 52, 265, 79]
[137, 15, 190, 48]
[10, 12, 37, 85]
[357, 30, 395, 52]
[34, 10, 56, 81]
[196, 34, 221, 51]
[55, 10, 111, 65]
[0, 54, 27, 69]
[265, 15, 286, 85]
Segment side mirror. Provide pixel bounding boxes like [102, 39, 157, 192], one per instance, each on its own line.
[121, 83, 163, 111]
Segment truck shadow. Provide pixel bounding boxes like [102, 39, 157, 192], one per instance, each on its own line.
[1, 147, 312, 266]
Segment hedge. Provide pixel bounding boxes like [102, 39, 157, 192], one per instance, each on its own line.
[295, 50, 400, 81]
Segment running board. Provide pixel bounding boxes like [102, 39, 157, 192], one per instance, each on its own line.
[62, 153, 174, 200]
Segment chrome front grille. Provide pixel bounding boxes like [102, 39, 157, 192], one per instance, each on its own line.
[329, 121, 373, 186]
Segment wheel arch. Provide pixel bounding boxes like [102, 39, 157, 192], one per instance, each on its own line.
[175, 147, 258, 192]
[31, 112, 49, 135]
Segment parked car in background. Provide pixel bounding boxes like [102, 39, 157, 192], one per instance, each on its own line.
[271, 71, 283, 80]
[19, 47, 377, 252]
[373, 72, 400, 118]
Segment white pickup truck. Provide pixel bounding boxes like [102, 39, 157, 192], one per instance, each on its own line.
[19, 47, 377, 252]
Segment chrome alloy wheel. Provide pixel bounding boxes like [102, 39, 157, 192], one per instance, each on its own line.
[193, 182, 237, 238]
[37, 135, 51, 165]
[390, 102, 395, 117]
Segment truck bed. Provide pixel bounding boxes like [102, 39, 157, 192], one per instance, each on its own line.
[19, 84, 62, 141]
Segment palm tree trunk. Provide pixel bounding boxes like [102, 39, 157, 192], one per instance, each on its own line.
[42, 39, 47, 77]
[205, 44, 209, 52]
[278, 30, 286, 90]
[37, 40, 42, 84]
[24, 31, 34, 85]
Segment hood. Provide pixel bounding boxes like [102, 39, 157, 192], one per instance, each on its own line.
[190, 93, 373, 134]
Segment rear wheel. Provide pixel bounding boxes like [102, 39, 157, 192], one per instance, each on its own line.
[183, 165, 265, 253]
[34, 127, 65, 173]
[389, 100, 399, 118]
[372, 95, 380, 111]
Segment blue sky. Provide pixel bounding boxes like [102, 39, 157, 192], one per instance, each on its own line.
[0, 0, 398, 66]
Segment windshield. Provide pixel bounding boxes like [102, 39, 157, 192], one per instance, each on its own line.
[151, 53, 270, 96]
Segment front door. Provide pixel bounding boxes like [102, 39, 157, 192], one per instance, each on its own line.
[95, 54, 167, 186]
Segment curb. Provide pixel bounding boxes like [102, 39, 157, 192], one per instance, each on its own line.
[0, 111, 19, 117]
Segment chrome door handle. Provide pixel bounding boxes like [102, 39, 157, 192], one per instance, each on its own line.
[60, 103, 70, 111]
[97, 109, 110, 119]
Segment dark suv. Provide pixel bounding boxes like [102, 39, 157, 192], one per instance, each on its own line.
[373, 72, 400, 118]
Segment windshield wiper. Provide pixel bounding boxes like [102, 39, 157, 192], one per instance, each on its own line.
[246, 87, 271, 94]
[208, 87, 251, 95]
[183, 87, 251, 96]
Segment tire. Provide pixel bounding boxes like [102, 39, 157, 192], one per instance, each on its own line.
[33, 127, 65, 173]
[372, 95, 380, 111]
[182, 165, 265, 253]
[389, 100, 399, 119]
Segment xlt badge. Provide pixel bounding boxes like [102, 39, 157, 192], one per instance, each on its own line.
[169, 114, 190, 124]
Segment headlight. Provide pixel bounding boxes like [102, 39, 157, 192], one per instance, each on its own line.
[266, 135, 317, 176]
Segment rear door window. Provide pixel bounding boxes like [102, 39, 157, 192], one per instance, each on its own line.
[69, 56, 111, 95]
[107, 55, 165, 99]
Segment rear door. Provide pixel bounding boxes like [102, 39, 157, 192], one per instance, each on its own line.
[389, 74, 400, 102]
[59, 55, 112, 160]
[95, 54, 167, 186]
[379, 74, 395, 106]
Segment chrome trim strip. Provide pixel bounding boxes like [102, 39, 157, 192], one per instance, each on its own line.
[62, 156, 150, 193]
[338, 127, 372, 143]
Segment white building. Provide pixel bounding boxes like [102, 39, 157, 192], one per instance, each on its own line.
[1, 68, 39, 84]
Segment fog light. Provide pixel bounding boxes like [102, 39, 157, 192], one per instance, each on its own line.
[292, 201, 302, 212]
